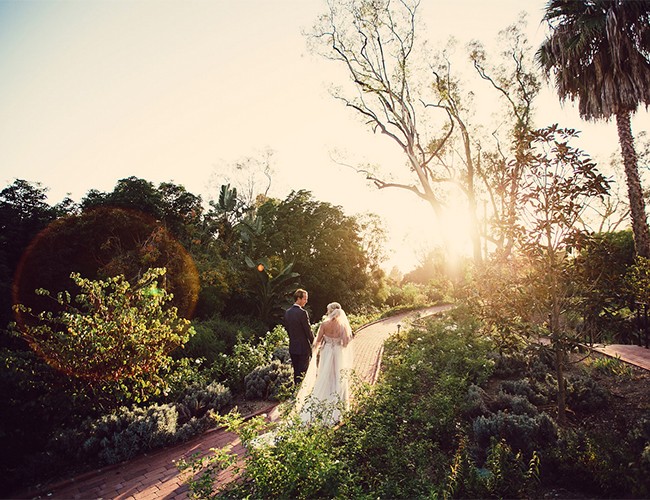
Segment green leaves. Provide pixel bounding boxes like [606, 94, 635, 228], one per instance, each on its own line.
[14, 268, 194, 406]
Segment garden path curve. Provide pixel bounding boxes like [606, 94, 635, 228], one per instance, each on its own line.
[17, 305, 451, 500]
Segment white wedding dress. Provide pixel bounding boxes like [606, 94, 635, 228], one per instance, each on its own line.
[294, 334, 353, 426]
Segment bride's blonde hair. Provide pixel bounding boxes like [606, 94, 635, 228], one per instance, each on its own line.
[326, 302, 352, 346]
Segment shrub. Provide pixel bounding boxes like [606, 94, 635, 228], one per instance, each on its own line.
[565, 374, 609, 413]
[48, 404, 179, 466]
[245, 360, 293, 401]
[499, 378, 548, 406]
[179, 308, 499, 499]
[463, 385, 490, 419]
[177, 381, 232, 423]
[494, 392, 540, 417]
[227, 325, 289, 390]
[483, 439, 540, 498]
[590, 355, 634, 379]
[46, 381, 231, 472]
[473, 410, 558, 458]
[489, 351, 527, 378]
[271, 345, 291, 364]
[178, 412, 353, 500]
[541, 428, 628, 497]
[180, 315, 263, 363]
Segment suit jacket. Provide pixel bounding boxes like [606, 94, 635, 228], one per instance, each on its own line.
[285, 304, 314, 355]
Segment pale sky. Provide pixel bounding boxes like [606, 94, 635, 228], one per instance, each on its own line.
[1, 0, 648, 272]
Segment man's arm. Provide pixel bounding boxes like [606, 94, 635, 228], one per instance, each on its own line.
[301, 310, 314, 343]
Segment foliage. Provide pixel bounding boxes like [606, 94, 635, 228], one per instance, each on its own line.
[179, 308, 497, 499]
[588, 355, 634, 379]
[46, 381, 230, 468]
[13, 268, 194, 407]
[0, 179, 75, 337]
[468, 253, 560, 355]
[178, 412, 351, 500]
[12, 205, 200, 320]
[244, 359, 293, 401]
[255, 190, 370, 317]
[565, 373, 609, 413]
[244, 256, 300, 325]
[626, 256, 650, 306]
[569, 230, 636, 343]
[538, 0, 650, 258]
[177, 381, 233, 422]
[495, 125, 610, 425]
[179, 314, 262, 367]
[473, 411, 558, 459]
[216, 325, 290, 392]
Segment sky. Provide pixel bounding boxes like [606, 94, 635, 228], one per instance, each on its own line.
[1, 0, 649, 273]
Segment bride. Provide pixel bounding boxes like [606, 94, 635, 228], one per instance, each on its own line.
[294, 302, 354, 425]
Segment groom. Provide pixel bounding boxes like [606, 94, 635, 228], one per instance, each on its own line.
[285, 288, 314, 385]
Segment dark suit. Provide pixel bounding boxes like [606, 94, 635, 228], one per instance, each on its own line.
[285, 303, 314, 385]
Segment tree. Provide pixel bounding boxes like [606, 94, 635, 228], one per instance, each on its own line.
[309, 2, 547, 266]
[82, 176, 165, 220]
[516, 126, 610, 425]
[308, 0, 482, 262]
[469, 16, 541, 258]
[537, 0, 650, 258]
[0, 180, 75, 335]
[255, 190, 370, 317]
[13, 207, 200, 322]
[13, 268, 194, 407]
[569, 230, 636, 344]
[244, 256, 300, 325]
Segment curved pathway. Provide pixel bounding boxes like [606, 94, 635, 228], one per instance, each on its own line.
[17, 305, 451, 500]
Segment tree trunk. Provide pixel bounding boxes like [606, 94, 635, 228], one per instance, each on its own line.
[555, 345, 566, 426]
[616, 111, 650, 259]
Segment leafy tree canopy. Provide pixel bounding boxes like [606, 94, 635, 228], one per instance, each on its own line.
[255, 190, 370, 317]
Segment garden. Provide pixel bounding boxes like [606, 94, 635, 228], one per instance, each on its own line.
[3, 0, 650, 498]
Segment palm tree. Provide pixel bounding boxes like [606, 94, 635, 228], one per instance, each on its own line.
[537, 0, 650, 258]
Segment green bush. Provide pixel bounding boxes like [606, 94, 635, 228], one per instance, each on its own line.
[565, 374, 609, 413]
[463, 384, 490, 419]
[473, 410, 558, 458]
[45, 381, 231, 473]
[494, 392, 540, 417]
[244, 360, 293, 401]
[589, 355, 634, 379]
[180, 306, 495, 499]
[483, 438, 540, 498]
[271, 345, 290, 364]
[204, 325, 289, 392]
[177, 380, 233, 422]
[499, 378, 548, 406]
[48, 404, 179, 466]
[541, 429, 627, 497]
[489, 351, 527, 378]
[179, 412, 353, 500]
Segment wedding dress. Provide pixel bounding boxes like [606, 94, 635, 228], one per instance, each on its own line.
[294, 304, 354, 426]
[296, 336, 353, 425]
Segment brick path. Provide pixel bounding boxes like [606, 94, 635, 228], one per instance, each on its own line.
[592, 343, 650, 371]
[17, 305, 451, 500]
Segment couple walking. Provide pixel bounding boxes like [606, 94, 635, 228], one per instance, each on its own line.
[284, 289, 353, 425]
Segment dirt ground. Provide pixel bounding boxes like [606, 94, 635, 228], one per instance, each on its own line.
[550, 351, 649, 436]
[227, 395, 276, 417]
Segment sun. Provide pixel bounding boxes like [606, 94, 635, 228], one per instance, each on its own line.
[382, 197, 474, 273]
[439, 204, 473, 257]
